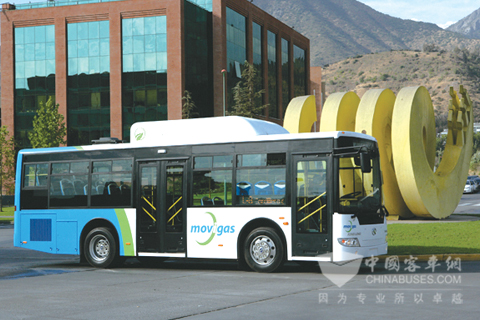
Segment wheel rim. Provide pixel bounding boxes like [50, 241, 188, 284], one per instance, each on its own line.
[89, 234, 110, 263]
[250, 235, 276, 266]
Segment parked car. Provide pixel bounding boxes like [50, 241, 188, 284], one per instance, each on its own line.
[464, 180, 476, 193]
[473, 178, 480, 191]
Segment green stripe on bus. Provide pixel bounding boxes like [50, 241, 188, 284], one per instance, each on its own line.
[115, 209, 135, 256]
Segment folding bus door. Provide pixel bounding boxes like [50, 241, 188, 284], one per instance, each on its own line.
[292, 155, 332, 256]
[137, 160, 186, 254]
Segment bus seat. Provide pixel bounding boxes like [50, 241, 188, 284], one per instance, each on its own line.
[73, 180, 85, 195]
[201, 196, 213, 206]
[274, 180, 286, 195]
[236, 181, 252, 196]
[120, 184, 131, 198]
[213, 196, 223, 205]
[96, 185, 104, 194]
[254, 181, 272, 195]
[107, 182, 120, 195]
[60, 179, 74, 196]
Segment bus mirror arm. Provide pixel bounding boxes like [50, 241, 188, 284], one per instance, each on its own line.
[381, 206, 389, 218]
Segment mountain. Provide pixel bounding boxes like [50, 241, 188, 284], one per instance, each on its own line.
[321, 49, 480, 130]
[253, 0, 480, 66]
[447, 7, 480, 39]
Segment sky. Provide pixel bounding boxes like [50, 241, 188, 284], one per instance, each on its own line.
[7, 0, 480, 29]
[358, 0, 480, 29]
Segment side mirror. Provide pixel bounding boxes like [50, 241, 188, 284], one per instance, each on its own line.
[360, 152, 371, 173]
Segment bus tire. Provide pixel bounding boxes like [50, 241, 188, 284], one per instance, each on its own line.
[244, 227, 284, 273]
[84, 227, 118, 268]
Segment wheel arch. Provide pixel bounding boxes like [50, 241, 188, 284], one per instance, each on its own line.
[80, 219, 120, 262]
[236, 218, 287, 261]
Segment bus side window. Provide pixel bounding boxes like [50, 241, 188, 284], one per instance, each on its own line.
[21, 163, 49, 209]
[192, 170, 231, 206]
[91, 173, 132, 207]
[49, 161, 89, 207]
[192, 156, 232, 206]
[235, 168, 286, 206]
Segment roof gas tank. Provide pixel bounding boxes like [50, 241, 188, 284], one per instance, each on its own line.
[130, 116, 289, 146]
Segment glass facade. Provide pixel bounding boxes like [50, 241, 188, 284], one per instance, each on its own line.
[67, 21, 110, 146]
[186, 0, 212, 12]
[252, 22, 263, 110]
[122, 16, 168, 141]
[14, 25, 55, 149]
[267, 31, 278, 119]
[226, 7, 246, 110]
[184, 0, 213, 117]
[294, 45, 307, 97]
[15, 0, 124, 10]
[281, 38, 290, 115]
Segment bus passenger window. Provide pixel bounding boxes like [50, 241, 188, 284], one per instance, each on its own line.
[192, 170, 232, 206]
[50, 173, 88, 207]
[236, 168, 286, 206]
[91, 173, 132, 207]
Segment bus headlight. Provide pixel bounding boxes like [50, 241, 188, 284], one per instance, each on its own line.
[338, 238, 360, 247]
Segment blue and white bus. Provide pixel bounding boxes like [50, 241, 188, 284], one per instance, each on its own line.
[14, 117, 387, 272]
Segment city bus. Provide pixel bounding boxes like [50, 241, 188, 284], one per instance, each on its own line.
[14, 116, 387, 272]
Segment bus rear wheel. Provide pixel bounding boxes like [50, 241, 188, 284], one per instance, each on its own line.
[84, 227, 118, 268]
[244, 227, 284, 273]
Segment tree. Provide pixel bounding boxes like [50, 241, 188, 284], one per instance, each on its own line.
[28, 98, 67, 148]
[0, 126, 16, 212]
[228, 61, 268, 117]
[182, 90, 198, 119]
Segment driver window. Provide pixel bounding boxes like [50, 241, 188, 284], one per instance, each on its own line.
[296, 160, 327, 234]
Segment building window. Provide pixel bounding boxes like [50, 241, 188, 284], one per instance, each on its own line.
[294, 45, 307, 97]
[122, 16, 168, 141]
[67, 21, 110, 146]
[226, 7, 246, 110]
[281, 38, 290, 115]
[252, 22, 264, 110]
[186, 0, 212, 12]
[184, 1, 213, 117]
[14, 25, 55, 149]
[267, 31, 278, 119]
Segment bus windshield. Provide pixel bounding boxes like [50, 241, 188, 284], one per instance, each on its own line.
[337, 152, 382, 216]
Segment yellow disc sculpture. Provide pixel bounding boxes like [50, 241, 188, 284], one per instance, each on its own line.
[354, 89, 414, 219]
[283, 95, 317, 134]
[283, 85, 473, 219]
[391, 86, 473, 219]
[319, 92, 360, 132]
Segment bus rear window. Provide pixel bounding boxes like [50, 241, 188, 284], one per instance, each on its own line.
[24, 163, 48, 187]
[22, 163, 49, 209]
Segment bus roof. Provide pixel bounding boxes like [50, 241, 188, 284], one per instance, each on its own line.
[19, 117, 377, 155]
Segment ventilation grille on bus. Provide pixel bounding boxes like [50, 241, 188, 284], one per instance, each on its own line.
[30, 219, 52, 242]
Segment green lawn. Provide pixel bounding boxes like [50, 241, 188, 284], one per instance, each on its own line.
[0, 206, 14, 222]
[387, 218, 480, 255]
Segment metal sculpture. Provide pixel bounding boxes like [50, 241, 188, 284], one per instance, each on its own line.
[283, 85, 473, 219]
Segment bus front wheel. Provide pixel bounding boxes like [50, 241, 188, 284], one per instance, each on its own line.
[244, 227, 284, 273]
[84, 227, 118, 268]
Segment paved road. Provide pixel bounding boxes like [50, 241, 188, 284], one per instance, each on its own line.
[1, 225, 479, 319]
[454, 191, 480, 214]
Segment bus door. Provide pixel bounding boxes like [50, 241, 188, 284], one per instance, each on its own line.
[137, 160, 186, 253]
[292, 155, 332, 256]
